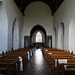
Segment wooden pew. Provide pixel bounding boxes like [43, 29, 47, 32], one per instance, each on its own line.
[42, 48, 75, 75]
[44, 51, 72, 63]
[50, 57, 75, 75]
[57, 59, 75, 75]
[4, 50, 28, 63]
[0, 59, 20, 75]
[0, 47, 34, 75]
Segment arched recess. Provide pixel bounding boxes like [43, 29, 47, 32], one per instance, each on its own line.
[12, 18, 19, 50]
[69, 14, 75, 53]
[30, 25, 46, 47]
[58, 22, 64, 50]
[53, 27, 56, 48]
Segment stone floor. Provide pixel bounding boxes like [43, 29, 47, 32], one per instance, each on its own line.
[20, 48, 54, 75]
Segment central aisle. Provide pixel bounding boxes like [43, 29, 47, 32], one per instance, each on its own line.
[21, 48, 54, 75]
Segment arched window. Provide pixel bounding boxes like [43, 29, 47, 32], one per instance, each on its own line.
[36, 32, 42, 42]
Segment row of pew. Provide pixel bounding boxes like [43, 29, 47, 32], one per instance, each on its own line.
[0, 47, 35, 75]
[42, 48, 75, 75]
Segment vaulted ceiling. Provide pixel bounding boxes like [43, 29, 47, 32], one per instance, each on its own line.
[14, 0, 64, 16]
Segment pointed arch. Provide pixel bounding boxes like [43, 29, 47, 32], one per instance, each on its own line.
[30, 25, 46, 46]
[58, 22, 64, 50]
[12, 18, 19, 50]
[30, 25, 46, 37]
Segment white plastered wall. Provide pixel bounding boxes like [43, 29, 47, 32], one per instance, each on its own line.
[0, 0, 24, 52]
[53, 0, 75, 50]
[0, 1, 8, 53]
[22, 1, 53, 48]
[3, 0, 24, 50]
[69, 15, 75, 53]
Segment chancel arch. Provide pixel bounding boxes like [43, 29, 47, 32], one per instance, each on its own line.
[30, 25, 46, 47]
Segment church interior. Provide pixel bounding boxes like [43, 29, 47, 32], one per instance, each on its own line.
[0, 0, 75, 75]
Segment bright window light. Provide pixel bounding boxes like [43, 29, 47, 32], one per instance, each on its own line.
[36, 32, 42, 42]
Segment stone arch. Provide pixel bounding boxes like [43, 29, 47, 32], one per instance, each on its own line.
[58, 22, 64, 50]
[12, 18, 19, 50]
[30, 25, 46, 46]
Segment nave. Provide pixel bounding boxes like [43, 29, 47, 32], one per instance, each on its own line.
[1, 47, 75, 75]
[20, 49, 54, 75]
